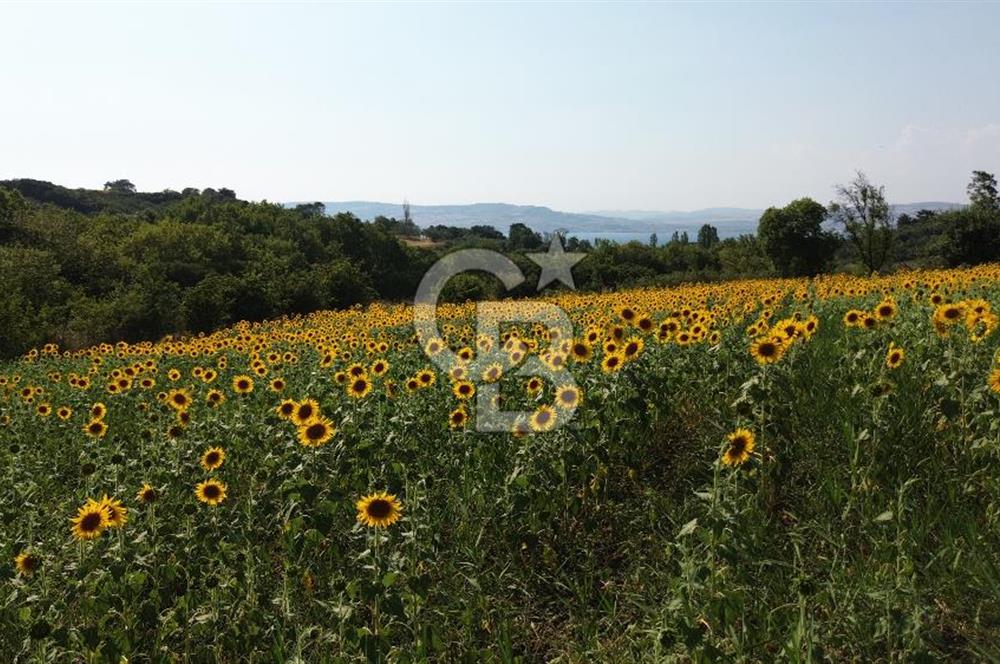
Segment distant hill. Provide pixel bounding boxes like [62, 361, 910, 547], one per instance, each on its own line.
[2, 180, 962, 240]
[0, 178, 236, 215]
[318, 201, 646, 234]
[318, 200, 964, 239]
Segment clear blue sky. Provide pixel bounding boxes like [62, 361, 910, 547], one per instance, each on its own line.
[2, 2, 998, 211]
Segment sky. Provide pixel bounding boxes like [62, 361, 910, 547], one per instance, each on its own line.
[1, 2, 999, 212]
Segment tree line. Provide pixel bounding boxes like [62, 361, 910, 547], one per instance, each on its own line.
[1, 170, 998, 357]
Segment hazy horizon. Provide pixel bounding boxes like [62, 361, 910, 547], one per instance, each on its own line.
[2, 3, 998, 211]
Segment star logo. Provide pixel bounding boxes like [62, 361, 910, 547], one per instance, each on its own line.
[528, 234, 585, 291]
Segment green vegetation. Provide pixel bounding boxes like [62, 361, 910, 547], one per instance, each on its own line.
[2, 171, 999, 359]
[2, 268, 1000, 660]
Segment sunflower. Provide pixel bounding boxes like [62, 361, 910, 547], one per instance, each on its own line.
[424, 338, 445, 356]
[71, 499, 109, 540]
[481, 363, 503, 383]
[356, 492, 402, 528]
[200, 446, 226, 472]
[601, 353, 625, 373]
[874, 299, 897, 321]
[269, 378, 286, 392]
[232, 375, 254, 394]
[452, 381, 475, 400]
[371, 360, 390, 376]
[298, 416, 336, 447]
[530, 405, 557, 432]
[569, 340, 593, 363]
[292, 399, 321, 426]
[36, 403, 52, 417]
[83, 418, 108, 439]
[416, 369, 436, 387]
[555, 384, 581, 410]
[99, 495, 128, 528]
[56, 406, 72, 421]
[347, 376, 372, 399]
[885, 345, 905, 369]
[136, 483, 158, 504]
[722, 428, 755, 466]
[195, 479, 228, 506]
[750, 338, 784, 365]
[89, 402, 107, 420]
[276, 399, 297, 420]
[525, 377, 544, 396]
[843, 310, 864, 328]
[621, 337, 645, 361]
[988, 368, 1000, 394]
[449, 407, 468, 430]
[165, 388, 192, 411]
[14, 551, 40, 576]
[206, 389, 226, 407]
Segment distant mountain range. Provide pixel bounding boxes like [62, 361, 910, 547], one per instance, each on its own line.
[313, 200, 964, 239]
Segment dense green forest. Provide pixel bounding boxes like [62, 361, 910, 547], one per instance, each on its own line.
[1, 171, 998, 358]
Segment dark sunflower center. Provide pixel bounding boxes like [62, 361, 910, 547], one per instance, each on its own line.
[879, 306, 892, 316]
[206, 452, 220, 464]
[203, 484, 221, 499]
[760, 343, 776, 357]
[536, 411, 551, 424]
[89, 422, 103, 434]
[306, 423, 326, 440]
[367, 499, 392, 519]
[945, 308, 960, 319]
[81, 512, 102, 531]
[730, 438, 748, 455]
[298, 405, 313, 419]
[353, 379, 367, 392]
[238, 380, 249, 389]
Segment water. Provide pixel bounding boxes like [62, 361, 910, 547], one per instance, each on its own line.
[566, 231, 686, 245]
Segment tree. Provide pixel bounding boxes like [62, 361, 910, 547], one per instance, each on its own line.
[0, 186, 28, 241]
[403, 199, 413, 225]
[944, 171, 1000, 266]
[508, 223, 543, 251]
[697, 224, 719, 249]
[830, 171, 893, 274]
[649, 232, 658, 248]
[717, 235, 772, 276]
[103, 179, 136, 194]
[968, 170, 998, 212]
[757, 198, 838, 276]
[294, 202, 326, 217]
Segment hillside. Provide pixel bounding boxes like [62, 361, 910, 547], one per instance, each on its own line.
[321, 200, 963, 238]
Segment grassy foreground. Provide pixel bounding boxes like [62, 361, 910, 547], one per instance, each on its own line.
[2, 266, 1000, 662]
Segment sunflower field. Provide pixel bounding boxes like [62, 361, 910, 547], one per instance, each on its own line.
[3, 265, 1000, 662]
